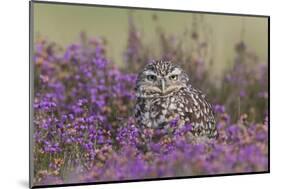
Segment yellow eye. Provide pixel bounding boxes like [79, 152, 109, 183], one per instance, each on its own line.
[147, 75, 157, 81]
[169, 75, 178, 80]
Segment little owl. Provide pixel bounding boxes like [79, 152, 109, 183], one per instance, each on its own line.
[134, 60, 217, 138]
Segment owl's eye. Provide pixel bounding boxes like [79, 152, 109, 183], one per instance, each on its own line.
[169, 75, 178, 80]
[147, 75, 157, 81]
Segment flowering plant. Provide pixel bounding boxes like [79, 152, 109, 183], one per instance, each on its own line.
[32, 27, 268, 186]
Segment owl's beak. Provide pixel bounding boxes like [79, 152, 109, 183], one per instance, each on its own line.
[161, 79, 166, 93]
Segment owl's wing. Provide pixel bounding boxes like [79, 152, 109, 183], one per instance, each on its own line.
[134, 98, 146, 125]
[179, 87, 217, 138]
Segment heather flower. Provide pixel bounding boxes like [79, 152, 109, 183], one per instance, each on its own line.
[213, 104, 225, 114]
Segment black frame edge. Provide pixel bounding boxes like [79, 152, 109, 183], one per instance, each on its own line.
[32, 0, 270, 18]
[31, 171, 269, 188]
[29, 1, 34, 188]
[267, 16, 270, 173]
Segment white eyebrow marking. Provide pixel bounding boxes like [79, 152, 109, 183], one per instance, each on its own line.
[168, 68, 181, 76]
[143, 70, 157, 76]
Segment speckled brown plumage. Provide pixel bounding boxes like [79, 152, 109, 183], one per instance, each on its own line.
[134, 60, 217, 138]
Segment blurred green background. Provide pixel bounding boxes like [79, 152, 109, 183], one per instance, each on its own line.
[33, 3, 268, 76]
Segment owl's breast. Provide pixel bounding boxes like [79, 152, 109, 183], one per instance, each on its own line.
[135, 91, 186, 128]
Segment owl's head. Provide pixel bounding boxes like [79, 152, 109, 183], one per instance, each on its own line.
[136, 60, 189, 98]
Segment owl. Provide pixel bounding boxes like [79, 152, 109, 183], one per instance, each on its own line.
[134, 60, 217, 138]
